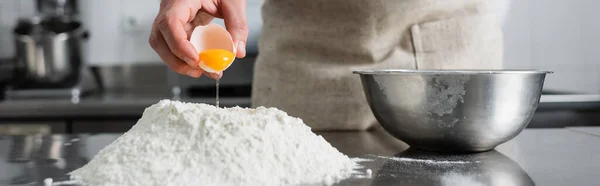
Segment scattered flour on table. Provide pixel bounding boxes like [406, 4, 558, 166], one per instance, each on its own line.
[375, 156, 479, 164]
[349, 158, 374, 179]
[350, 157, 373, 163]
[365, 169, 372, 177]
[69, 100, 356, 186]
[43, 178, 52, 186]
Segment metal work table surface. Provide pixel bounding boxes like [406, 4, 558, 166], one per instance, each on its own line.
[0, 90, 251, 118]
[0, 92, 599, 119]
[0, 127, 599, 186]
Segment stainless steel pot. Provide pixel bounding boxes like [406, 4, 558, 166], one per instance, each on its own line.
[13, 16, 88, 88]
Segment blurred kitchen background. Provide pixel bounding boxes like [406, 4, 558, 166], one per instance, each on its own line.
[0, 0, 598, 134]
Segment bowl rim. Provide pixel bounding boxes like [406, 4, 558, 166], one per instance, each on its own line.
[353, 69, 554, 75]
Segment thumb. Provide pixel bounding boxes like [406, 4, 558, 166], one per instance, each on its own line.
[221, 0, 248, 58]
[156, 0, 203, 67]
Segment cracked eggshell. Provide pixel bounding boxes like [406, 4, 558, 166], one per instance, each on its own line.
[189, 23, 236, 73]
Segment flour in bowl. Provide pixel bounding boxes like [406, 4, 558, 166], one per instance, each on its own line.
[69, 100, 355, 186]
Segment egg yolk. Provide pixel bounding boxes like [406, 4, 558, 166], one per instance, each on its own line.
[198, 49, 235, 72]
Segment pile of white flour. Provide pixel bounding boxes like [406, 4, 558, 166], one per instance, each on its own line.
[69, 100, 355, 186]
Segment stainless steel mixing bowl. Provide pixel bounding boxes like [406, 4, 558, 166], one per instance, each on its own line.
[354, 69, 552, 152]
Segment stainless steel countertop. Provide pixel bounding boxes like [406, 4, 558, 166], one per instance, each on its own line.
[0, 90, 251, 118]
[1, 91, 600, 119]
[1, 127, 599, 186]
[566, 126, 600, 137]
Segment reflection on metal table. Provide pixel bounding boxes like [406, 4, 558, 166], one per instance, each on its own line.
[0, 127, 599, 186]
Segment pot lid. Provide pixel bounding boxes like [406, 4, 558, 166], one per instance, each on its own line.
[14, 16, 83, 36]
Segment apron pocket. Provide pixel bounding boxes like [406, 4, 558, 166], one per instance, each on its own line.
[410, 13, 504, 69]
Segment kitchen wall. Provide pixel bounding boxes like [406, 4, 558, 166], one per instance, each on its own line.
[503, 0, 600, 93]
[0, 0, 35, 58]
[0, 0, 263, 65]
[0, 0, 598, 93]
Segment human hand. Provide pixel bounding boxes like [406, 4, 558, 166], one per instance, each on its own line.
[149, 0, 248, 79]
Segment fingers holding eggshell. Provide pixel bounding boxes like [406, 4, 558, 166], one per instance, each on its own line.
[186, 11, 215, 38]
[193, 11, 216, 27]
[189, 24, 237, 75]
[185, 11, 215, 39]
[157, 13, 200, 67]
[150, 28, 203, 78]
[221, 0, 248, 58]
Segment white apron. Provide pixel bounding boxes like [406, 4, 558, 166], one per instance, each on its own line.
[252, 0, 504, 131]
